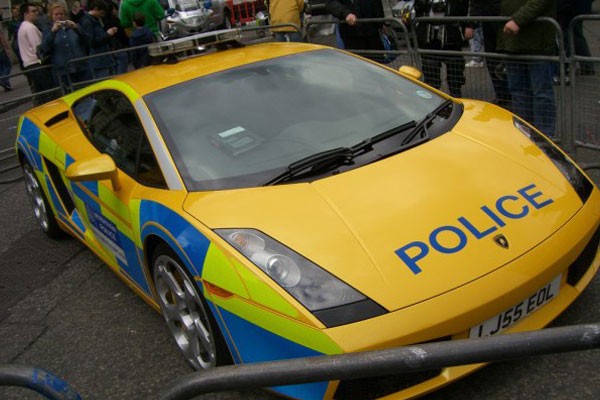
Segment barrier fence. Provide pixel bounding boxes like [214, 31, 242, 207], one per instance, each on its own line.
[1, 322, 598, 399]
[1, 15, 599, 183]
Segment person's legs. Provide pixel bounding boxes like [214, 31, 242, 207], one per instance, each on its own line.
[482, 22, 511, 107]
[422, 55, 442, 90]
[466, 26, 484, 66]
[446, 53, 465, 97]
[529, 61, 557, 137]
[26, 65, 59, 105]
[506, 62, 533, 124]
[0, 50, 12, 90]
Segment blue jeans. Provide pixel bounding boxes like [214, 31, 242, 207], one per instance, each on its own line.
[506, 61, 556, 137]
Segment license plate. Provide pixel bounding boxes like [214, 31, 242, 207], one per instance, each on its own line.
[469, 274, 562, 338]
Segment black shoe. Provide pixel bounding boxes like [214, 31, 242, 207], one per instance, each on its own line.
[1, 82, 11, 92]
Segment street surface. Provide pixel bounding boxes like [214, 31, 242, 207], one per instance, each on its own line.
[1, 5, 599, 399]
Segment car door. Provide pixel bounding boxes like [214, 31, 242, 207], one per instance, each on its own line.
[68, 89, 168, 293]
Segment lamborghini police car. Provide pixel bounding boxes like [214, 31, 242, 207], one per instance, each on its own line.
[15, 29, 600, 399]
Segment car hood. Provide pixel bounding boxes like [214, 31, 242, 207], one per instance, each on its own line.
[183, 102, 584, 311]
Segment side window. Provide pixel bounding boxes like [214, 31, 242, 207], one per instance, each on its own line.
[72, 90, 167, 188]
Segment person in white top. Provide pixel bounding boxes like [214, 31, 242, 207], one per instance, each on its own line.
[18, 2, 57, 105]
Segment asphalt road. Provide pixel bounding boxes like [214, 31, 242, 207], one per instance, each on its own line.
[1, 11, 600, 400]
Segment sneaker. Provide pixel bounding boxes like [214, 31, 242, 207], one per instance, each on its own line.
[465, 60, 484, 68]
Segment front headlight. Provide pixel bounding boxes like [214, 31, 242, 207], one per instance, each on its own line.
[216, 229, 387, 327]
[513, 117, 593, 203]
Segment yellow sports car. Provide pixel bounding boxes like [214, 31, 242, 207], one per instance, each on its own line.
[15, 30, 600, 399]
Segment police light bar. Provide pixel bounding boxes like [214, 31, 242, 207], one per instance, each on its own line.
[148, 29, 243, 57]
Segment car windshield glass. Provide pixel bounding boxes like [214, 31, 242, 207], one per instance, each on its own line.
[177, 0, 199, 11]
[144, 49, 446, 191]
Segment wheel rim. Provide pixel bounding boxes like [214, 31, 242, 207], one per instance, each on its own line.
[153, 254, 216, 369]
[23, 165, 50, 232]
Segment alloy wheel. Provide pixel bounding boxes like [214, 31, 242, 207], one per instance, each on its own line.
[153, 254, 216, 370]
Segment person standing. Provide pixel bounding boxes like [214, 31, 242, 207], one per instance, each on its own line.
[557, 0, 595, 76]
[129, 12, 154, 69]
[269, 0, 304, 42]
[0, 22, 12, 91]
[8, 5, 24, 71]
[80, 0, 118, 79]
[18, 2, 57, 105]
[497, 0, 557, 137]
[326, 0, 384, 60]
[70, 1, 86, 23]
[119, 0, 165, 36]
[466, 0, 511, 108]
[414, 0, 469, 98]
[104, 1, 130, 75]
[40, 3, 91, 89]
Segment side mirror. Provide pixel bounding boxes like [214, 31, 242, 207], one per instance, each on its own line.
[65, 154, 121, 191]
[398, 65, 423, 81]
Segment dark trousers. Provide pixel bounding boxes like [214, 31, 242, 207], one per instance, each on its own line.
[482, 21, 511, 105]
[24, 64, 58, 106]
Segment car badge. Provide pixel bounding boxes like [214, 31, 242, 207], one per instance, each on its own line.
[494, 234, 509, 249]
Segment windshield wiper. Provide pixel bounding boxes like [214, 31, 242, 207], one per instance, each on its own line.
[400, 99, 454, 146]
[264, 101, 453, 186]
[349, 120, 417, 156]
[264, 147, 354, 185]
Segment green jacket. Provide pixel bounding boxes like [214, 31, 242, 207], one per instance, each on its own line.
[120, 0, 165, 34]
[497, 0, 557, 55]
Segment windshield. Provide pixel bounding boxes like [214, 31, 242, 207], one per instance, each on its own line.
[176, 0, 200, 12]
[144, 50, 447, 191]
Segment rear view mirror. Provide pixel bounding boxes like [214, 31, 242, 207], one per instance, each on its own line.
[65, 154, 121, 191]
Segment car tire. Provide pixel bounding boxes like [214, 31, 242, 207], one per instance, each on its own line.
[151, 243, 232, 370]
[22, 161, 64, 239]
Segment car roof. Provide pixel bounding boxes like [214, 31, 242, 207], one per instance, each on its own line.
[116, 42, 329, 97]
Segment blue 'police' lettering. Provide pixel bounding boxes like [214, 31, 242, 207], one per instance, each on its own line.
[481, 205, 506, 227]
[496, 195, 529, 219]
[458, 216, 498, 239]
[518, 184, 554, 209]
[395, 183, 554, 275]
[429, 225, 468, 254]
[395, 241, 429, 275]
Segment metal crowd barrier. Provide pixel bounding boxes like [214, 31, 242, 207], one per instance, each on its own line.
[159, 323, 600, 400]
[1, 16, 599, 183]
[568, 15, 600, 153]
[0, 365, 81, 400]
[1, 323, 597, 399]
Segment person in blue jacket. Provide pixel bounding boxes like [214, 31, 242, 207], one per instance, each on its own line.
[40, 3, 92, 90]
[128, 12, 154, 69]
[79, 0, 118, 79]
